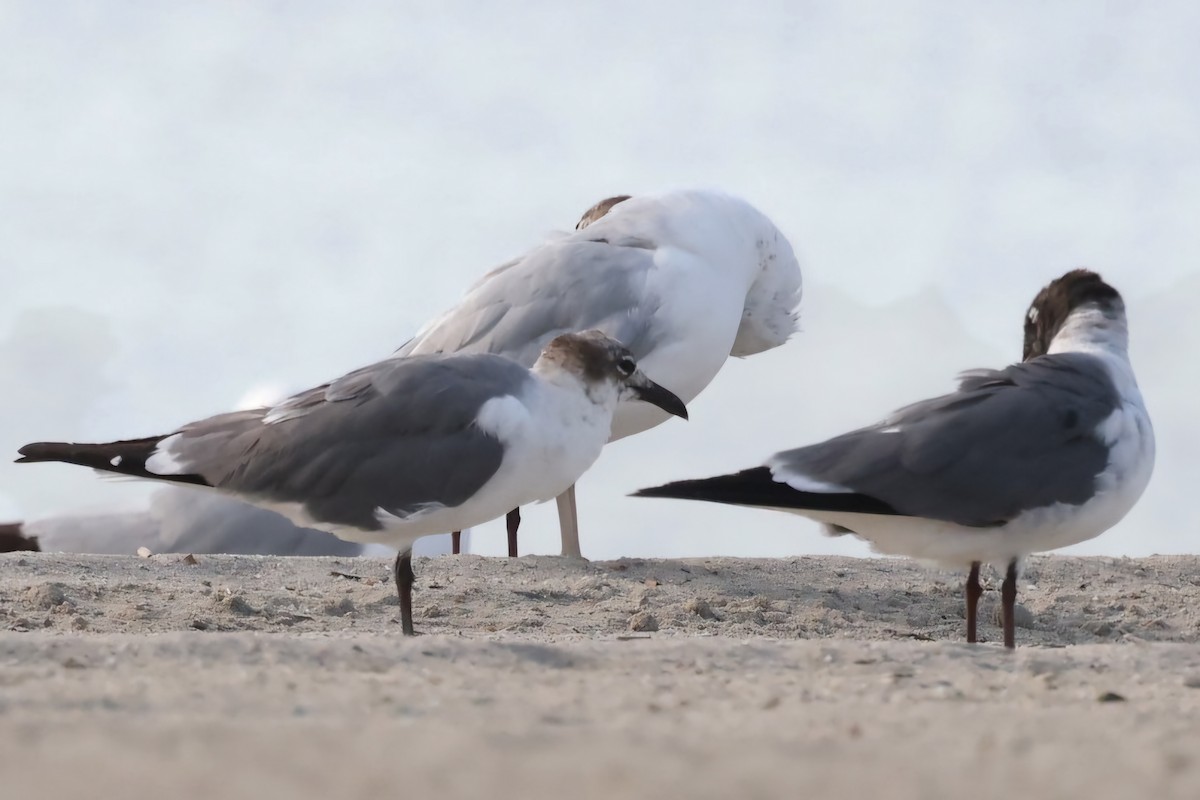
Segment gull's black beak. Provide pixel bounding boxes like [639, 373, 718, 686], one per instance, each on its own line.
[626, 372, 689, 420]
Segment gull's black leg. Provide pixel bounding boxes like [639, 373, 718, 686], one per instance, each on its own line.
[966, 561, 983, 644]
[393, 550, 416, 636]
[1001, 559, 1018, 649]
[451, 531, 461, 555]
[506, 508, 521, 558]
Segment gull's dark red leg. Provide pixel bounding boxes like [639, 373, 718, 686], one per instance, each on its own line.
[393, 550, 416, 636]
[966, 561, 983, 644]
[1001, 559, 1018, 649]
[506, 508, 520, 558]
[451, 531, 461, 555]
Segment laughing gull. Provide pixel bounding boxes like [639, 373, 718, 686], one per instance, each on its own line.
[16, 330, 687, 634]
[635, 270, 1155, 648]
[400, 188, 802, 558]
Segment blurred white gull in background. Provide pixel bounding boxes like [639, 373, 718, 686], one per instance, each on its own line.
[4, 488, 453, 559]
[399, 188, 803, 558]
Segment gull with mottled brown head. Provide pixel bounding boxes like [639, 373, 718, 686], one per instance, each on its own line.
[635, 270, 1155, 648]
[401, 188, 803, 558]
[16, 330, 687, 635]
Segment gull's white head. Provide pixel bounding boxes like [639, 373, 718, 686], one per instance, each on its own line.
[533, 330, 689, 419]
[573, 189, 803, 357]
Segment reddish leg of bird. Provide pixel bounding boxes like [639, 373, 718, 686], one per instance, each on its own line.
[965, 561, 982, 644]
[506, 508, 520, 558]
[1001, 560, 1018, 649]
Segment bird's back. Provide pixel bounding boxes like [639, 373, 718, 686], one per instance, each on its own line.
[399, 189, 796, 440]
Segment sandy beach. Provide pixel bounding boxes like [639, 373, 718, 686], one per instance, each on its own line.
[3, 551, 1200, 799]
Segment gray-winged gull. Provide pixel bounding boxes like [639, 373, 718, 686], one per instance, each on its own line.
[16, 330, 688, 634]
[635, 270, 1155, 648]
[400, 188, 802, 558]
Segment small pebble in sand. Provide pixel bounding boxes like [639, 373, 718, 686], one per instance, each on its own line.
[684, 598, 719, 620]
[24, 583, 67, 610]
[216, 591, 258, 616]
[324, 597, 357, 617]
[990, 602, 1035, 629]
[629, 612, 659, 632]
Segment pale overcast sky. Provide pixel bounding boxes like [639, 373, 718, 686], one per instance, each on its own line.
[2, 2, 1197, 561]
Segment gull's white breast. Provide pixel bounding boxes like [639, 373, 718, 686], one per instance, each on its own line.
[609, 246, 749, 441]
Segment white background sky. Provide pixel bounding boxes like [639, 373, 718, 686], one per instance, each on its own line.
[2, 2, 1197, 560]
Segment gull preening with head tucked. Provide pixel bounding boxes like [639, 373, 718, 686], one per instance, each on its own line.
[16, 330, 687, 635]
[400, 188, 803, 557]
[635, 270, 1155, 648]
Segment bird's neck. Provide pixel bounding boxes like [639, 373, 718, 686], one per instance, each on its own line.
[1047, 305, 1130, 361]
[531, 360, 618, 409]
[1048, 305, 1145, 406]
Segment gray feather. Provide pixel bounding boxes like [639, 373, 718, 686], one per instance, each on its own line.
[770, 353, 1120, 526]
[398, 239, 661, 365]
[168, 354, 530, 530]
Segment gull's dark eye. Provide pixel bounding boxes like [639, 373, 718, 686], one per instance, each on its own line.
[616, 356, 636, 377]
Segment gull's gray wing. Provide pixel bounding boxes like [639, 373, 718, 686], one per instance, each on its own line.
[162, 354, 531, 530]
[769, 353, 1121, 526]
[397, 237, 661, 366]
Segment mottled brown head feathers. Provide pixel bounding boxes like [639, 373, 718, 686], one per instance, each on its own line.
[1023, 269, 1124, 359]
[575, 195, 632, 230]
[539, 330, 688, 419]
[541, 330, 637, 383]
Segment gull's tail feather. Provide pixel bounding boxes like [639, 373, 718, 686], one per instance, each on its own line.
[632, 467, 900, 515]
[16, 438, 211, 487]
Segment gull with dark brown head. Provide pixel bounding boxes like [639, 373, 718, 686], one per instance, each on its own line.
[635, 270, 1154, 648]
[400, 188, 802, 558]
[16, 330, 687, 635]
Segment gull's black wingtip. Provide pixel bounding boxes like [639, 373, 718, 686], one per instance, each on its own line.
[0, 522, 39, 553]
[630, 468, 777, 504]
[630, 482, 684, 499]
[15, 442, 59, 464]
[631, 467, 904, 516]
[13, 438, 210, 487]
